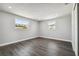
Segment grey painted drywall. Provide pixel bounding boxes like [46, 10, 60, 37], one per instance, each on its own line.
[39, 14, 72, 42]
[72, 4, 78, 56]
[0, 11, 39, 44]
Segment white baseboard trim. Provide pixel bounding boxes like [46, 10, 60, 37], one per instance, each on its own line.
[0, 37, 38, 47]
[0, 36, 71, 47]
[40, 36, 71, 42]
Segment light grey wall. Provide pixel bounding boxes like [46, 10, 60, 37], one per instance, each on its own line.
[40, 14, 72, 42]
[0, 11, 39, 44]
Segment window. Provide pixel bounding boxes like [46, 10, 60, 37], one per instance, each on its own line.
[15, 18, 29, 30]
[48, 21, 56, 31]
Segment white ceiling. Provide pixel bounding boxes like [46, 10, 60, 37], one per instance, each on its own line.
[0, 3, 73, 21]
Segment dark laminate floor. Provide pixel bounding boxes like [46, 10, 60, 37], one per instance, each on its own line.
[0, 37, 75, 56]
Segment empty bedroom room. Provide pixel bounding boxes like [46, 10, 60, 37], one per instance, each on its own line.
[0, 3, 78, 56]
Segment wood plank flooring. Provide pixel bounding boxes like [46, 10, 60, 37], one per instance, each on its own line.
[0, 37, 75, 56]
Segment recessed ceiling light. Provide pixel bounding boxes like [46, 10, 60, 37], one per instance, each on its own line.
[8, 6, 12, 9]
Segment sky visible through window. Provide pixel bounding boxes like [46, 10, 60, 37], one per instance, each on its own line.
[15, 19, 29, 25]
